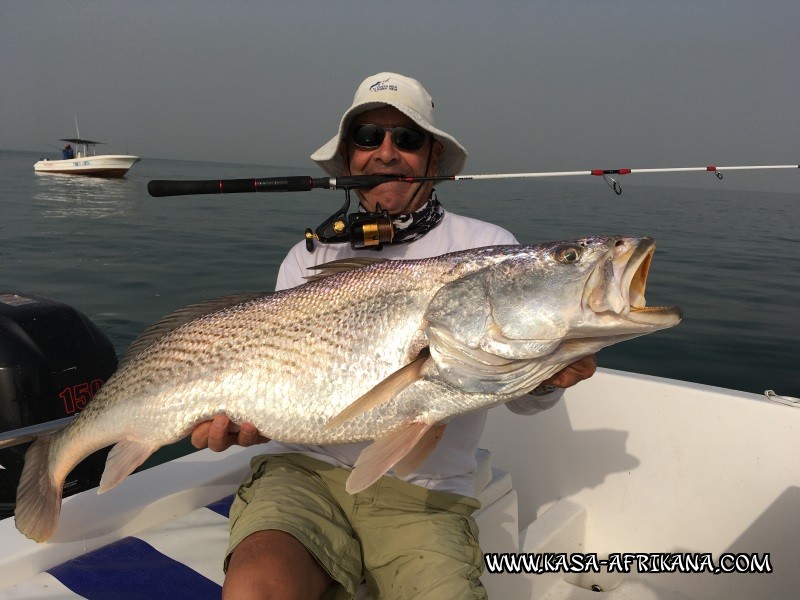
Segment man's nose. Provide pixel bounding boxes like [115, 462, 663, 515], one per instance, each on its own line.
[373, 131, 401, 161]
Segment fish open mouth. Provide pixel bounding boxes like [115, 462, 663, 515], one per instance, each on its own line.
[586, 237, 683, 327]
[620, 238, 683, 325]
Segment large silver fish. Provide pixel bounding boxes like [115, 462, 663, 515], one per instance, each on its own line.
[15, 236, 682, 542]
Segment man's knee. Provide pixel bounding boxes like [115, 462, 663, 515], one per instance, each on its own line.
[223, 530, 333, 600]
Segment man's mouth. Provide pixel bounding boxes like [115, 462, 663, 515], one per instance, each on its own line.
[365, 172, 408, 180]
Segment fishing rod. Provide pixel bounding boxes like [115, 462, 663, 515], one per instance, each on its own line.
[147, 164, 799, 197]
[147, 163, 797, 250]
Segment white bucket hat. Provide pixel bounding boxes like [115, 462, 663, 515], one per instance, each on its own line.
[311, 72, 468, 177]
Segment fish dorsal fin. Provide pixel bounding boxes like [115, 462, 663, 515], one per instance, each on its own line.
[120, 292, 270, 367]
[304, 257, 389, 282]
[324, 349, 431, 430]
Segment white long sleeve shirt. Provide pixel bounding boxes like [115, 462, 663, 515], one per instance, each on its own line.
[260, 209, 562, 497]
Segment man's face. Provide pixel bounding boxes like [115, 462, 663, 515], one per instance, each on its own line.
[340, 106, 442, 214]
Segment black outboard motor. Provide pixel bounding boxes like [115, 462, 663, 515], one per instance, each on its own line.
[0, 292, 118, 519]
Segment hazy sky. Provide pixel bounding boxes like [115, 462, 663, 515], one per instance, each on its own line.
[2, 1, 798, 179]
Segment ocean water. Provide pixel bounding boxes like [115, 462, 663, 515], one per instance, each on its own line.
[2, 148, 799, 416]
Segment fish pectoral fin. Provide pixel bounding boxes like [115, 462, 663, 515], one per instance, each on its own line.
[324, 349, 430, 430]
[346, 421, 433, 494]
[393, 423, 446, 477]
[98, 440, 159, 494]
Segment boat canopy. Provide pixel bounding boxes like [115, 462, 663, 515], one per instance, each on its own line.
[58, 138, 104, 145]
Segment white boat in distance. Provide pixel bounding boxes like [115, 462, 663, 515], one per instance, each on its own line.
[34, 137, 140, 178]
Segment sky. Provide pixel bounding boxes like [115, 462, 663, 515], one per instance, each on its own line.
[1, 1, 798, 183]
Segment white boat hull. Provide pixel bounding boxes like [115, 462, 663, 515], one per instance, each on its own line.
[481, 368, 800, 598]
[34, 155, 140, 178]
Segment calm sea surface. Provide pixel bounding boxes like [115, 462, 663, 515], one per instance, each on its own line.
[2, 149, 798, 464]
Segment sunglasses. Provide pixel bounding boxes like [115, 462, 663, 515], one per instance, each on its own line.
[350, 124, 428, 152]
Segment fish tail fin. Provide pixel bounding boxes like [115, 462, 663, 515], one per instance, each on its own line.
[15, 435, 63, 543]
[98, 440, 158, 493]
[346, 422, 445, 494]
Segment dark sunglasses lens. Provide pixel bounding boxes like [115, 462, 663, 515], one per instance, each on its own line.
[352, 124, 384, 148]
[392, 127, 425, 151]
[352, 124, 426, 150]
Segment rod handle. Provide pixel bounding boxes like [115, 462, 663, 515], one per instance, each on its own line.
[147, 177, 330, 197]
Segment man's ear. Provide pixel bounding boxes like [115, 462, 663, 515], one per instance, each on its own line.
[428, 139, 444, 176]
[338, 141, 350, 175]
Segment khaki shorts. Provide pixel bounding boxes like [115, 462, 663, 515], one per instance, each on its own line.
[227, 453, 487, 600]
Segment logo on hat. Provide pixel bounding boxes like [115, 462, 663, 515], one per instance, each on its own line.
[369, 78, 398, 93]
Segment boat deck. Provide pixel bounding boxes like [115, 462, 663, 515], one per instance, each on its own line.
[6, 496, 233, 599]
[0, 449, 516, 599]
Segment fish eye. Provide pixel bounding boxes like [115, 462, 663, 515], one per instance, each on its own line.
[554, 245, 582, 263]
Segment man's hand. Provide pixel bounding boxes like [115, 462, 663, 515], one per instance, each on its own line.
[542, 354, 597, 389]
[191, 414, 269, 452]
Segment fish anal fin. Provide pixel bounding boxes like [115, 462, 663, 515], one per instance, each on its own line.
[393, 423, 446, 477]
[98, 440, 159, 493]
[346, 422, 431, 494]
[325, 349, 430, 430]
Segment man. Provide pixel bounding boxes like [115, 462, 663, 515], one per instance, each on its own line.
[192, 72, 596, 599]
